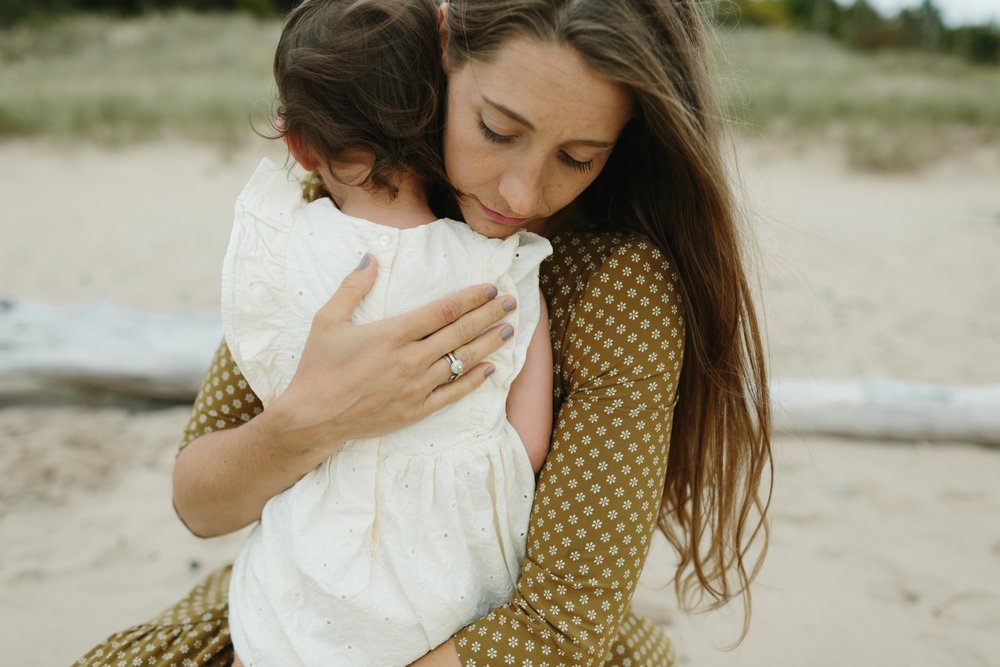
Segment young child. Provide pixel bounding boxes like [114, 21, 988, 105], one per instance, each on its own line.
[223, 1, 552, 666]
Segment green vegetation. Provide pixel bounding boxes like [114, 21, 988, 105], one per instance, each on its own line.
[713, 27, 1000, 168]
[715, 0, 1000, 66]
[3, 0, 998, 64]
[0, 12, 998, 169]
[0, 0, 298, 26]
[0, 12, 278, 144]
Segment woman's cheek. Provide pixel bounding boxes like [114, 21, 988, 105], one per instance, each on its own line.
[445, 134, 495, 192]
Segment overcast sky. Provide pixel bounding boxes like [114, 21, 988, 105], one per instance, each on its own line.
[866, 0, 1000, 25]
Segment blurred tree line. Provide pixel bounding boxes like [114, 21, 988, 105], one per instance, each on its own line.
[0, 0, 299, 26]
[1, 0, 997, 66]
[715, 0, 1000, 65]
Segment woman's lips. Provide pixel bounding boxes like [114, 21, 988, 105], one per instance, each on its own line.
[477, 200, 527, 226]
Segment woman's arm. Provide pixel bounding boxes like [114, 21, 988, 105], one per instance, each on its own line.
[173, 257, 520, 538]
[447, 237, 685, 665]
[504, 293, 552, 474]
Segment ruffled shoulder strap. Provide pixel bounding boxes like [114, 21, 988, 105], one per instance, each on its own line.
[507, 231, 552, 372]
[506, 231, 553, 284]
[477, 229, 552, 286]
[233, 157, 308, 227]
[221, 159, 309, 404]
[466, 230, 554, 393]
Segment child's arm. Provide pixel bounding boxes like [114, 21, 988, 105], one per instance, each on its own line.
[505, 292, 552, 474]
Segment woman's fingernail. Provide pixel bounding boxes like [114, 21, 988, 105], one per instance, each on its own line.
[356, 253, 371, 269]
[502, 298, 517, 312]
[500, 325, 514, 340]
[485, 286, 498, 300]
[483, 366, 496, 378]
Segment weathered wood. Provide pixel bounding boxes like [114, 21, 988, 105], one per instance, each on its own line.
[3, 299, 998, 445]
[0, 299, 220, 402]
[771, 379, 1000, 446]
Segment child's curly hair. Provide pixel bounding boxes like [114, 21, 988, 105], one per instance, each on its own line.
[273, 0, 449, 200]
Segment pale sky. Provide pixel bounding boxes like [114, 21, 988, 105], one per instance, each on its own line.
[867, 0, 1000, 25]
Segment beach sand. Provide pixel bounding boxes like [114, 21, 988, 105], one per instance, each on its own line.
[1, 138, 998, 666]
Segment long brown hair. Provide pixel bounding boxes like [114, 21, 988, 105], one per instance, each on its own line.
[444, 0, 773, 639]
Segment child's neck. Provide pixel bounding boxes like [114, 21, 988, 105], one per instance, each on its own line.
[327, 172, 436, 230]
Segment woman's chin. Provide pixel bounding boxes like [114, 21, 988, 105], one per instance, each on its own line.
[466, 217, 523, 239]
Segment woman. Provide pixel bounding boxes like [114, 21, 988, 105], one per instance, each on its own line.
[76, 0, 771, 665]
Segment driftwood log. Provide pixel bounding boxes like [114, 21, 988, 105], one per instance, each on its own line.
[2, 299, 998, 445]
[0, 298, 220, 402]
[772, 380, 1000, 446]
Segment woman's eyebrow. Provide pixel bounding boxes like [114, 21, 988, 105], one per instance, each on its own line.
[483, 96, 535, 129]
[482, 96, 615, 148]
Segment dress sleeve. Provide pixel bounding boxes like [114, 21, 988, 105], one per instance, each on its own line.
[454, 238, 685, 665]
[179, 338, 264, 452]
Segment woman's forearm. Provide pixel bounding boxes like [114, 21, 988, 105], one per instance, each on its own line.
[173, 265, 516, 538]
[172, 400, 345, 538]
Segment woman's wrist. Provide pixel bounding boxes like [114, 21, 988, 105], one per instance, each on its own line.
[261, 388, 351, 471]
[173, 400, 348, 538]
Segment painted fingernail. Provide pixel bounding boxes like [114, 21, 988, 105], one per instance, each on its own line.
[356, 253, 371, 270]
[483, 366, 496, 378]
[502, 298, 517, 312]
[485, 286, 498, 300]
[500, 325, 514, 341]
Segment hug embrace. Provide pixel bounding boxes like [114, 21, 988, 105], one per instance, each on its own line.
[76, 0, 772, 665]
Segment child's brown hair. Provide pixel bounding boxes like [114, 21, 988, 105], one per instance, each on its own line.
[273, 0, 447, 199]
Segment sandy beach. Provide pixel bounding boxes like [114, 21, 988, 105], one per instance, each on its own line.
[1, 137, 999, 666]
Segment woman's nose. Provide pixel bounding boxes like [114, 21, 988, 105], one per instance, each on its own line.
[498, 164, 545, 218]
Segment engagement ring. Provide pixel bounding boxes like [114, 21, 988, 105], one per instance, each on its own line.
[445, 351, 466, 382]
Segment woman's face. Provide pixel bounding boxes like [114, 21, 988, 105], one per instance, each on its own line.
[443, 37, 632, 239]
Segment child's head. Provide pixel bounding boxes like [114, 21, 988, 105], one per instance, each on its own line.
[273, 0, 446, 199]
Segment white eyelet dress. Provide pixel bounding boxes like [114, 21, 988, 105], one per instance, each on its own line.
[223, 159, 552, 667]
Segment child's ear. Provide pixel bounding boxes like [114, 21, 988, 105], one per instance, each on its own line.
[284, 131, 320, 171]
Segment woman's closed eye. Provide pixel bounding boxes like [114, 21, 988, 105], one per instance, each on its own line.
[479, 120, 515, 145]
[480, 118, 596, 173]
[559, 152, 595, 173]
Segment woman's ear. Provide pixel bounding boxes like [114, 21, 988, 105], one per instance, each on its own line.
[284, 131, 320, 171]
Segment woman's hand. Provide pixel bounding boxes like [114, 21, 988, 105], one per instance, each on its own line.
[172, 254, 517, 538]
[271, 254, 517, 448]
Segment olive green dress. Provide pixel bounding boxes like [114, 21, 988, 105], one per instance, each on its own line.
[75, 230, 684, 667]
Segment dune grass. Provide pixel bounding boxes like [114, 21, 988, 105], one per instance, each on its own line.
[1, 13, 998, 168]
[0, 12, 279, 145]
[712, 27, 1000, 168]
